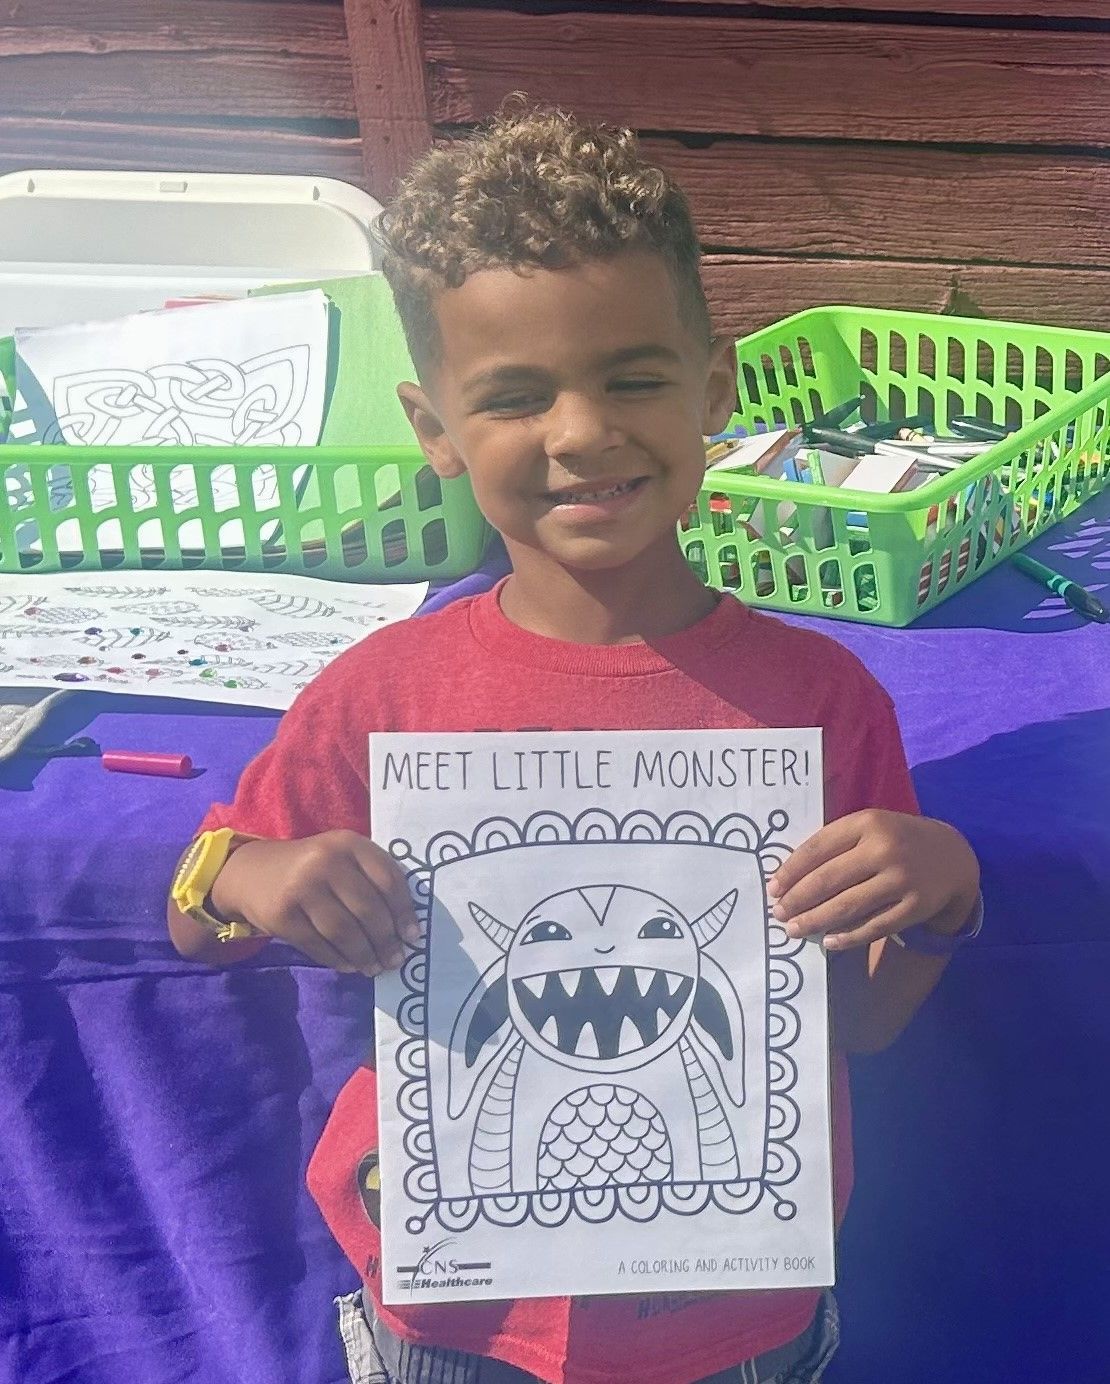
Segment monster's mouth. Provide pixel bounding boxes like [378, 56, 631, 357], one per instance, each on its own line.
[513, 966, 694, 1059]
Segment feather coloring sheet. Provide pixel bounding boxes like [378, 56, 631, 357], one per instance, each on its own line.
[5, 291, 330, 553]
[372, 729, 833, 1304]
[0, 570, 427, 708]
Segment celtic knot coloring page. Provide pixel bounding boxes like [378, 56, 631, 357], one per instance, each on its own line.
[6, 292, 330, 553]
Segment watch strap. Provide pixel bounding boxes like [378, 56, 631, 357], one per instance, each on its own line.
[893, 891, 984, 956]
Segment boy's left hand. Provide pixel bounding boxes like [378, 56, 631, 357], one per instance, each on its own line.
[767, 810, 980, 951]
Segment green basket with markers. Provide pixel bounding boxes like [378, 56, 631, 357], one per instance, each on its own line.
[681, 306, 1110, 626]
[0, 444, 492, 581]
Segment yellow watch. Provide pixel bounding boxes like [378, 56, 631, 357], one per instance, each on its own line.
[171, 828, 261, 943]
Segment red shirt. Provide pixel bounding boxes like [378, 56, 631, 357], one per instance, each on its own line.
[202, 585, 919, 1384]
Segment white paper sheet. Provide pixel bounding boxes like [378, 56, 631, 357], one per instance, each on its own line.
[0, 570, 427, 708]
[6, 292, 330, 553]
[372, 729, 833, 1304]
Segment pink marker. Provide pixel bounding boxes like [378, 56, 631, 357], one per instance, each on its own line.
[101, 750, 194, 778]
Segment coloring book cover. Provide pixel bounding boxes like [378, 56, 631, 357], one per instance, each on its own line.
[372, 729, 833, 1304]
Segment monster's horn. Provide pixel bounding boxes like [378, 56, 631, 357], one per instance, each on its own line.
[691, 889, 738, 948]
[468, 901, 515, 953]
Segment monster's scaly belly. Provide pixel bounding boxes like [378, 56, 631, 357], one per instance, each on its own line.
[537, 1084, 673, 1190]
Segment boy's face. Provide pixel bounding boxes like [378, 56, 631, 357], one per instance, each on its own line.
[399, 249, 737, 576]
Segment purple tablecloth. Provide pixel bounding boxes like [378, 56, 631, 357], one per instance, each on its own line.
[1, 496, 1107, 1384]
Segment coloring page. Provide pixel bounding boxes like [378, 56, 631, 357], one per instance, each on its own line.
[0, 570, 426, 708]
[6, 291, 330, 552]
[9, 291, 329, 448]
[372, 729, 832, 1304]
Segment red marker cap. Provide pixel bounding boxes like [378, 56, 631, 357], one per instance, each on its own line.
[101, 750, 194, 778]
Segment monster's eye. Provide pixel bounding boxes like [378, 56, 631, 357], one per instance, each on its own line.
[522, 920, 573, 944]
[639, 916, 682, 939]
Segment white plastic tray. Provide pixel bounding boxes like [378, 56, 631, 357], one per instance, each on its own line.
[0, 168, 384, 335]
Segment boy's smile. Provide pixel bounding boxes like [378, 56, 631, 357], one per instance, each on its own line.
[399, 250, 737, 621]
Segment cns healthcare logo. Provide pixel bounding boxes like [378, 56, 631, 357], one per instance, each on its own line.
[398, 1238, 493, 1293]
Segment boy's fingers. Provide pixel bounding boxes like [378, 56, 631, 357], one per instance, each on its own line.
[768, 818, 862, 899]
[821, 899, 914, 952]
[280, 904, 368, 974]
[309, 891, 387, 976]
[347, 835, 421, 943]
[780, 879, 901, 940]
[772, 847, 873, 922]
[329, 868, 406, 971]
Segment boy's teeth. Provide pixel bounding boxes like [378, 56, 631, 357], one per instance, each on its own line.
[555, 479, 634, 503]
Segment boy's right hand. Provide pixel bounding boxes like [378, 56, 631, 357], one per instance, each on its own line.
[209, 831, 421, 977]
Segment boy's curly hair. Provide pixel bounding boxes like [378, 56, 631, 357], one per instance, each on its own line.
[378, 105, 711, 375]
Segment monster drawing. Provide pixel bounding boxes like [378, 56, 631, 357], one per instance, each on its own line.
[441, 883, 748, 1199]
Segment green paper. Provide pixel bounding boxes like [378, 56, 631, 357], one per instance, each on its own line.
[250, 274, 416, 446]
[250, 275, 424, 541]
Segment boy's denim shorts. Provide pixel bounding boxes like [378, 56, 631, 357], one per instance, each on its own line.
[335, 1287, 839, 1384]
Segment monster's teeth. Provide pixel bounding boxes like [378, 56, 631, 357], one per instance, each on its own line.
[618, 1015, 643, 1055]
[595, 967, 621, 996]
[540, 1016, 560, 1045]
[664, 972, 683, 996]
[634, 967, 654, 997]
[559, 968, 582, 997]
[655, 1007, 671, 1035]
[575, 1022, 601, 1058]
[520, 975, 546, 999]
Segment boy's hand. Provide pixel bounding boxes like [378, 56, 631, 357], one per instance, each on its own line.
[767, 810, 980, 952]
[209, 831, 421, 976]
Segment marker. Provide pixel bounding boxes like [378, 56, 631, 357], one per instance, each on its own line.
[949, 414, 1065, 469]
[23, 739, 195, 776]
[1011, 553, 1109, 622]
[872, 441, 955, 470]
[854, 414, 934, 441]
[950, 416, 1013, 443]
[807, 395, 865, 433]
[803, 427, 874, 457]
[880, 440, 996, 460]
[102, 749, 194, 777]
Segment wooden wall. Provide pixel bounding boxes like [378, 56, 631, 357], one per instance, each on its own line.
[3, 0, 1110, 340]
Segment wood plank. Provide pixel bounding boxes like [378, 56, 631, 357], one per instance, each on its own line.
[654, 0, 1110, 18]
[0, 0, 346, 44]
[423, 9, 1110, 148]
[0, 116, 365, 184]
[344, 0, 433, 197]
[9, 119, 1106, 277]
[0, 0, 355, 120]
[0, 0, 348, 54]
[638, 137, 1110, 269]
[700, 254, 1110, 339]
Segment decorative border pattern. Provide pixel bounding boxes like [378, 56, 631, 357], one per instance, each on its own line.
[388, 808, 805, 1235]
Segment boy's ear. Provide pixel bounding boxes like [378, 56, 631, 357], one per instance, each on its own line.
[397, 382, 466, 479]
[702, 335, 740, 437]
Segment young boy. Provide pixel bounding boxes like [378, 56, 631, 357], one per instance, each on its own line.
[168, 109, 981, 1384]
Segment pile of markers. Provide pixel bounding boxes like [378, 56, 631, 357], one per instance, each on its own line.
[706, 395, 1047, 494]
[694, 395, 1107, 620]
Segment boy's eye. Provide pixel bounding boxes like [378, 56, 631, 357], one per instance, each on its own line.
[483, 392, 548, 416]
[610, 377, 666, 394]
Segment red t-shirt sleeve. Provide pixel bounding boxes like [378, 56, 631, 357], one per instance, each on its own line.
[824, 658, 919, 823]
[198, 668, 370, 841]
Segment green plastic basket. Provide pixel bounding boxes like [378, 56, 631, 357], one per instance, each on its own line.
[681, 306, 1110, 626]
[0, 444, 492, 581]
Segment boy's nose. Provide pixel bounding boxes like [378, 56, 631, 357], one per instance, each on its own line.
[545, 391, 623, 460]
